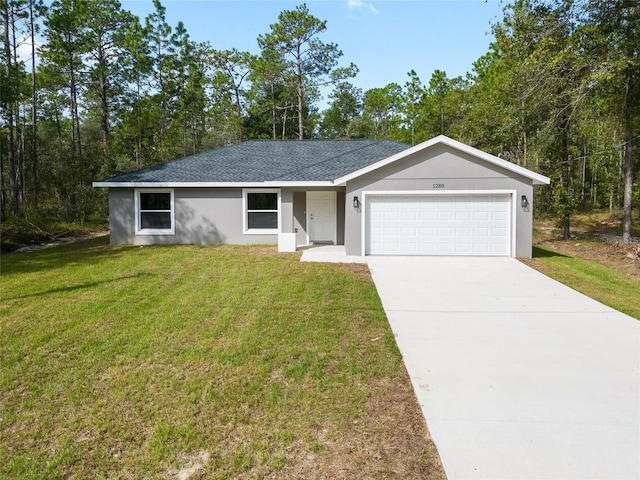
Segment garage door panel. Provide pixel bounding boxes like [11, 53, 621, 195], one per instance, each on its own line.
[419, 211, 436, 221]
[455, 243, 473, 253]
[455, 211, 471, 221]
[366, 194, 511, 256]
[401, 211, 417, 221]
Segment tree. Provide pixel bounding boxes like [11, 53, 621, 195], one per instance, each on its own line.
[144, 0, 172, 161]
[2, 0, 25, 215]
[479, 0, 591, 239]
[247, 47, 297, 140]
[427, 70, 450, 135]
[168, 20, 193, 157]
[361, 83, 402, 140]
[83, 0, 134, 156]
[257, 3, 357, 140]
[211, 48, 254, 142]
[585, 0, 639, 243]
[181, 42, 210, 153]
[402, 70, 424, 145]
[319, 81, 362, 139]
[119, 15, 152, 169]
[27, 0, 45, 209]
[41, 0, 88, 160]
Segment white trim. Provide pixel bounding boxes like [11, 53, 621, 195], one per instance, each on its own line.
[134, 188, 175, 235]
[336, 135, 551, 186]
[93, 181, 334, 188]
[242, 188, 281, 235]
[361, 189, 517, 257]
[306, 191, 338, 245]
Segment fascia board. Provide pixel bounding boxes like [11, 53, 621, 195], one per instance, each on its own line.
[262, 181, 335, 187]
[92, 181, 335, 188]
[334, 134, 551, 186]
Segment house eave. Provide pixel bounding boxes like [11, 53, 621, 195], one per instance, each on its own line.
[92, 181, 336, 188]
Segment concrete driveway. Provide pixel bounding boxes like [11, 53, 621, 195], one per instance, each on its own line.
[366, 256, 639, 480]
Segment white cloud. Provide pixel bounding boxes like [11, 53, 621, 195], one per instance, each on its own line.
[346, 0, 379, 15]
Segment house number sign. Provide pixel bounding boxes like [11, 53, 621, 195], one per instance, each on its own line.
[432, 183, 445, 189]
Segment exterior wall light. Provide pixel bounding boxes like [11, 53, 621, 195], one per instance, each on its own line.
[353, 196, 360, 209]
[521, 195, 529, 208]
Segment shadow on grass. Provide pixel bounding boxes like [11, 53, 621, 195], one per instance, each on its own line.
[4, 272, 153, 300]
[0, 236, 123, 275]
[532, 245, 571, 259]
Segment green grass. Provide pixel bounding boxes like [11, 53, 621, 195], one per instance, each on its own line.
[1, 238, 401, 478]
[528, 245, 640, 319]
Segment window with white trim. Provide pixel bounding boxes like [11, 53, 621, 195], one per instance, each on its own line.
[243, 189, 280, 234]
[135, 189, 175, 235]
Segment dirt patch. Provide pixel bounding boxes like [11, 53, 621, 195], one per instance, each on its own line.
[533, 238, 640, 279]
[265, 373, 446, 480]
[6, 230, 109, 254]
[532, 217, 640, 279]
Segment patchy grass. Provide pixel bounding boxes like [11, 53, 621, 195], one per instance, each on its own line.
[525, 212, 640, 319]
[0, 238, 444, 479]
[523, 245, 640, 319]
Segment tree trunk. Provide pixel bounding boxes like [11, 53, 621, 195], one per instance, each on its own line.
[10, 10, 24, 209]
[136, 77, 142, 168]
[621, 99, 634, 244]
[68, 41, 82, 158]
[30, 0, 38, 210]
[561, 121, 571, 240]
[282, 103, 288, 140]
[0, 136, 5, 221]
[271, 83, 276, 140]
[296, 44, 304, 140]
[3, 3, 18, 215]
[439, 96, 444, 135]
[99, 63, 110, 153]
[234, 86, 243, 142]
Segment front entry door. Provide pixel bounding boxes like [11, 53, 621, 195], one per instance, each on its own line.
[307, 191, 337, 244]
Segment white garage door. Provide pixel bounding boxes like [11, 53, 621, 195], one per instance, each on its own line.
[366, 193, 512, 256]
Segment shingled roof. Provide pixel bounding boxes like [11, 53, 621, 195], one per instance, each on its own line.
[94, 139, 410, 186]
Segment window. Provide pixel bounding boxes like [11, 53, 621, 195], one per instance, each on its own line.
[243, 189, 280, 234]
[135, 189, 175, 235]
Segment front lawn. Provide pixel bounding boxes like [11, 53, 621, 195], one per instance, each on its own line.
[0, 238, 444, 479]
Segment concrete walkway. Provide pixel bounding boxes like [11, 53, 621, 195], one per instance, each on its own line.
[366, 256, 639, 480]
[300, 245, 366, 264]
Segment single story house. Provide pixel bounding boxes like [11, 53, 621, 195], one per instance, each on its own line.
[93, 135, 550, 258]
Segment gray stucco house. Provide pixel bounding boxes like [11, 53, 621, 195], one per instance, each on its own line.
[93, 135, 550, 258]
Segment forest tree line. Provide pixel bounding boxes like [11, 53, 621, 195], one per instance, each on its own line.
[1, 0, 638, 241]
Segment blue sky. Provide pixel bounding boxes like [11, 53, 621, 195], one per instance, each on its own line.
[123, 0, 506, 108]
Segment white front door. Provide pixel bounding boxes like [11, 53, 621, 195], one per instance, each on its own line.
[307, 191, 337, 244]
